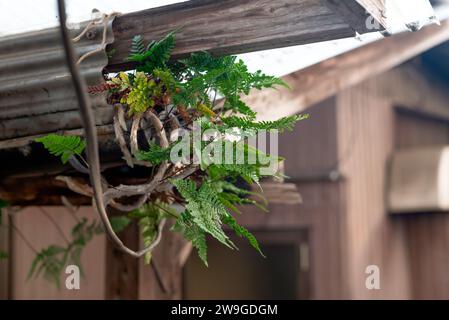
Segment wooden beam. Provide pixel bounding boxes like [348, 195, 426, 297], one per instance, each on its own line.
[355, 0, 388, 30]
[323, 0, 383, 33]
[107, 0, 370, 71]
[247, 20, 449, 121]
[0, 169, 300, 207]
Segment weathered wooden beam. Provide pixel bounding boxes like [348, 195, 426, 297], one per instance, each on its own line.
[0, 170, 300, 207]
[248, 19, 449, 121]
[354, 0, 388, 30]
[323, 0, 382, 33]
[0, 0, 379, 142]
[107, 0, 372, 71]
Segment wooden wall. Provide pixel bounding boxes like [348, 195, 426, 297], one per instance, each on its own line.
[395, 111, 449, 299]
[1, 206, 187, 300]
[9, 207, 106, 299]
[278, 62, 449, 299]
[334, 63, 449, 299]
[336, 75, 412, 299]
[276, 98, 348, 299]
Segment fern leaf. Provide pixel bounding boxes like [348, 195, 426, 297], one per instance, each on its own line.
[136, 143, 172, 165]
[222, 114, 309, 133]
[172, 211, 208, 266]
[129, 35, 145, 56]
[110, 216, 131, 233]
[129, 201, 170, 264]
[0, 199, 7, 226]
[223, 214, 265, 257]
[127, 31, 176, 73]
[0, 251, 8, 260]
[172, 179, 235, 252]
[35, 134, 86, 164]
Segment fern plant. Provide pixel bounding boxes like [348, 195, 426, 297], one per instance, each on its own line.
[35, 31, 309, 273]
[127, 31, 176, 74]
[35, 134, 86, 164]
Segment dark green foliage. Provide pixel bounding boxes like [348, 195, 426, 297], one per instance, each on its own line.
[35, 134, 86, 164]
[127, 31, 176, 73]
[34, 32, 306, 273]
[172, 179, 234, 251]
[28, 218, 103, 288]
[172, 211, 208, 266]
[129, 201, 177, 264]
[213, 180, 267, 214]
[129, 35, 146, 56]
[222, 114, 309, 133]
[0, 201, 10, 260]
[171, 178, 269, 265]
[170, 52, 288, 117]
[28, 245, 66, 288]
[110, 215, 131, 233]
[222, 214, 264, 257]
[136, 143, 172, 165]
[0, 199, 7, 226]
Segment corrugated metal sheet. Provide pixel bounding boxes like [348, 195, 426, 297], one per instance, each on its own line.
[0, 19, 115, 142]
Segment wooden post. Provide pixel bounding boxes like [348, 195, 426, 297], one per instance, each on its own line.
[105, 215, 189, 300]
[0, 209, 10, 299]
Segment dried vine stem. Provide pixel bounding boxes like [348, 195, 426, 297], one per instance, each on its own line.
[74, 11, 121, 65]
[130, 114, 143, 156]
[57, 0, 164, 258]
[103, 110, 170, 207]
[113, 105, 134, 167]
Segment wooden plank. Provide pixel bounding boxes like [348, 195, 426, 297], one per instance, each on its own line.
[0, 171, 300, 206]
[247, 20, 449, 121]
[355, 0, 388, 30]
[323, 0, 382, 33]
[107, 0, 365, 71]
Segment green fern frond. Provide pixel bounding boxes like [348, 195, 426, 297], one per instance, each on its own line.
[0, 251, 8, 260]
[172, 211, 208, 266]
[214, 181, 268, 213]
[209, 163, 261, 185]
[127, 31, 176, 73]
[129, 35, 146, 56]
[222, 214, 264, 257]
[172, 179, 235, 254]
[222, 114, 309, 133]
[110, 216, 131, 233]
[129, 201, 174, 264]
[153, 68, 177, 93]
[35, 134, 86, 164]
[28, 245, 66, 288]
[136, 143, 172, 165]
